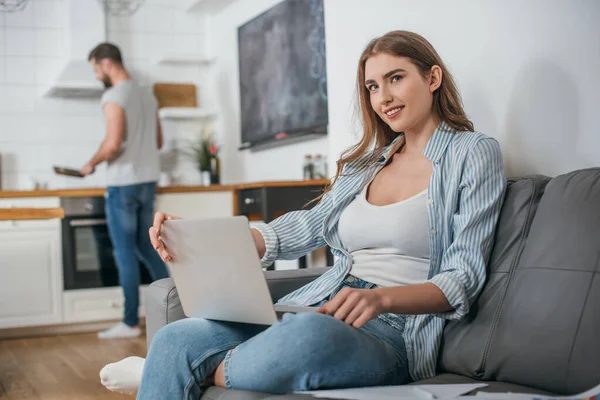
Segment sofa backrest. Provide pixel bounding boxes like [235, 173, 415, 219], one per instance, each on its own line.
[440, 168, 600, 395]
[483, 168, 600, 394]
[439, 175, 550, 378]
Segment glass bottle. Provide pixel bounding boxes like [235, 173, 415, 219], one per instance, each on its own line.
[209, 143, 220, 185]
[303, 154, 314, 180]
[313, 154, 324, 179]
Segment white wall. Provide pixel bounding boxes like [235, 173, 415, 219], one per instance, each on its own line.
[0, 0, 103, 190]
[2, 0, 598, 190]
[0, 0, 209, 190]
[210, 0, 328, 184]
[107, 0, 211, 186]
[323, 0, 600, 178]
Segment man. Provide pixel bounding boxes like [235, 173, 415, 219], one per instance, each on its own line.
[82, 43, 169, 339]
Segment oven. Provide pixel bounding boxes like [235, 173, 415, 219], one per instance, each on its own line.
[61, 196, 152, 290]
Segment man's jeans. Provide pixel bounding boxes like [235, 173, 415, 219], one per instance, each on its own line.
[105, 181, 169, 327]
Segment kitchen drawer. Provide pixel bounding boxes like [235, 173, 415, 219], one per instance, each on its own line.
[0, 197, 59, 209]
[63, 286, 149, 323]
[156, 192, 234, 219]
[0, 228, 62, 329]
[238, 188, 263, 215]
[0, 197, 61, 230]
[0, 218, 60, 230]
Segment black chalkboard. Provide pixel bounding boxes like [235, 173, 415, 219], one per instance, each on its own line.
[238, 0, 328, 149]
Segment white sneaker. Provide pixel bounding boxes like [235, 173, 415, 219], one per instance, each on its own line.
[98, 322, 141, 339]
[100, 356, 145, 395]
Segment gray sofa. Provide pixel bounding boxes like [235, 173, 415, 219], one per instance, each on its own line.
[145, 169, 600, 399]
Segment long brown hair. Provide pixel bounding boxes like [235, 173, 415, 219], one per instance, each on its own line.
[317, 31, 473, 203]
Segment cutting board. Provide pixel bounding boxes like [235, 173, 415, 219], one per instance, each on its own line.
[153, 83, 198, 108]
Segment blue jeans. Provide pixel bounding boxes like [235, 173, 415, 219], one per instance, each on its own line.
[105, 181, 169, 327]
[137, 275, 410, 398]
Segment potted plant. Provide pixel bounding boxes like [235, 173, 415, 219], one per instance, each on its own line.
[180, 126, 220, 186]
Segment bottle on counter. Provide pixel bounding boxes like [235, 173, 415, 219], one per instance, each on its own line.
[303, 154, 314, 180]
[209, 142, 221, 185]
[313, 154, 325, 179]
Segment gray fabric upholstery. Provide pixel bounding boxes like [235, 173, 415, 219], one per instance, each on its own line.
[483, 168, 600, 395]
[143, 169, 600, 399]
[264, 268, 331, 303]
[439, 176, 551, 378]
[202, 374, 558, 400]
[145, 277, 186, 348]
[202, 387, 273, 400]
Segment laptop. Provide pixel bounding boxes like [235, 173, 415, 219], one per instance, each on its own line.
[160, 216, 318, 325]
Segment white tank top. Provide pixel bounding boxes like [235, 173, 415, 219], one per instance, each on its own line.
[338, 184, 431, 287]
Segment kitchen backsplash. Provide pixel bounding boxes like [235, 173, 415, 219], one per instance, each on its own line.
[0, 0, 211, 190]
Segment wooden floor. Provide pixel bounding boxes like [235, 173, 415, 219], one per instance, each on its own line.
[0, 333, 147, 399]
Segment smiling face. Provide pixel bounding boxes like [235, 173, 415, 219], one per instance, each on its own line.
[364, 53, 440, 133]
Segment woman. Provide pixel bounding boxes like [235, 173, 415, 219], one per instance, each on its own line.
[100, 30, 506, 398]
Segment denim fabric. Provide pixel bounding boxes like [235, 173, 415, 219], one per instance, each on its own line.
[137, 275, 409, 399]
[105, 181, 169, 326]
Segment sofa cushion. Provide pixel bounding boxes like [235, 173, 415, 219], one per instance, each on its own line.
[265, 268, 331, 302]
[203, 387, 274, 400]
[220, 374, 554, 400]
[483, 168, 600, 395]
[439, 176, 550, 378]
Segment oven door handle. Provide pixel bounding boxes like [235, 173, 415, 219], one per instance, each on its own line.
[69, 219, 107, 227]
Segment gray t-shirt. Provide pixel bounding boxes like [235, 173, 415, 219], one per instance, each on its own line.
[101, 80, 160, 187]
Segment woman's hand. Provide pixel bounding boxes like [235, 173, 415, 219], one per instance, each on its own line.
[149, 212, 181, 262]
[317, 287, 388, 328]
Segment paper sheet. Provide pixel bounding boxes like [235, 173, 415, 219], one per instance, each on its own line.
[473, 381, 600, 400]
[299, 383, 489, 399]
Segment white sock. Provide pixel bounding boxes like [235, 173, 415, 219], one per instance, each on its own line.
[99, 356, 145, 395]
[98, 322, 141, 339]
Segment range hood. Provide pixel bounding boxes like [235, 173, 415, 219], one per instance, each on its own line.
[43, 0, 106, 98]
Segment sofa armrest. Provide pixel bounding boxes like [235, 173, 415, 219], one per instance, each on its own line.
[145, 277, 185, 348]
[145, 267, 330, 348]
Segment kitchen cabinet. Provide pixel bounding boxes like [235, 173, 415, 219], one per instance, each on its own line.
[59, 191, 234, 325]
[0, 197, 62, 230]
[0, 218, 62, 329]
[62, 286, 149, 323]
[156, 190, 234, 219]
[0, 184, 321, 331]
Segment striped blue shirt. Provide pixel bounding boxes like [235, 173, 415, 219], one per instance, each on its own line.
[255, 121, 507, 381]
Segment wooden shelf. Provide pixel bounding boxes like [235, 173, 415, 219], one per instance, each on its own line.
[155, 55, 215, 66]
[158, 107, 217, 120]
[0, 181, 330, 199]
[183, 0, 237, 13]
[234, 179, 331, 190]
[0, 186, 232, 199]
[0, 207, 64, 221]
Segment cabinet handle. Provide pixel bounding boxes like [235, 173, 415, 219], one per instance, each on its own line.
[108, 300, 122, 308]
[244, 198, 256, 205]
[70, 219, 107, 227]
